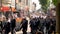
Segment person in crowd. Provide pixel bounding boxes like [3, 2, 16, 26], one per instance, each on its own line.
[30, 18, 35, 34]
[48, 16, 56, 34]
[45, 15, 51, 34]
[0, 17, 3, 34]
[45, 15, 56, 34]
[52, 16, 56, 34]
[4, 18, 11, 34]
[30, 17, 40, 34]
[37, 16, 46, 34]
[20, 17, 28, 34]
[10, 14, 16, 34]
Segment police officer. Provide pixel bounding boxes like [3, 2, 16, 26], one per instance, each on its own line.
[52, 16, 56, 34]
[3, 17, 11, 34]
[38, 17, 46, 34]
[30, 17, 39, 34]
[30, 18, 35, 34]
[45, 15, 51, 34]
[21, 17, 28, 34]
[46, 15, 54, 34]
[5, 21, 10, 34]
[49, 16, 56, 34]
[10, 17, 16, 34]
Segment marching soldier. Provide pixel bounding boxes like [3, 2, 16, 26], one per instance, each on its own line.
[30, 17, 40, 34]
[49, 16, 56, 34]
[4, 19, 10, 34]
[10, 17, 16, 34]
[20, 18, 28, 34]
[45, 16, 51, 34]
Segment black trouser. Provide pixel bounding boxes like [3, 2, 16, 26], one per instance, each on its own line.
[31, 27, 37, 34]
[22, 25, 27, 34]
[22, 28, 27, 34]
[5, 31, 9, 34]
[5, 29, 10, 34]
[11, 28, 15, 34]
[48, 26, 56, 34]
[31, 29, 36, 34]
[23, 30, 27, 34]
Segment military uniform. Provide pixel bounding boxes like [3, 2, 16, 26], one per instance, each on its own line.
[4, 22, 10, 34]
[21, 18, 28, 34]
[30, 18, 40, 34]
[11, 19, 16, 34]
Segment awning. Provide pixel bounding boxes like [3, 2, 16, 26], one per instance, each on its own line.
[1, 6, 10, 12]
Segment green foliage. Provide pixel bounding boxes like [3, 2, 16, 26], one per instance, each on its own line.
[52, 0, 57, 6]
[39, 0, 50, 13]
[39, 0, 47, 6]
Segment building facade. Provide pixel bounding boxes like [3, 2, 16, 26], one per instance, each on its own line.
[16, 0, 31, 10]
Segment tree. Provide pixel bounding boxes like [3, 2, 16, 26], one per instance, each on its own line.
[39, 0, 50, 13]
[52, 0, 60, 33]
[52, 0, 57, 6]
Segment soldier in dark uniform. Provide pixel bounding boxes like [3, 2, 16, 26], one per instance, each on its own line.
[52, 16, 56, 34]
[30, 17, 40, 34]
[11, 18, 16, 34]
[49, 16, 56, 34]
[38, 17, 46, 34]
[10, 16, 16, 34]
[4, 22, 10, 34]
[46, 16, 52, 34]
[21, 18, 28, 34]
[3, 18, 11, 34]
[46, 15, 56, 34]
[30, 18, 36, 34]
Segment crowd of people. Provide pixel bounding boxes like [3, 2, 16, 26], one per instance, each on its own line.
[29, 13, 56, 34]
[0, 12, 56, 34]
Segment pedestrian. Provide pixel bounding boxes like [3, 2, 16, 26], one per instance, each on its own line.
[21, 18, 28, 34]
[49, 16, 56, 34]
[45, 16, 51, 34]
[10, 15, 16, 34]
[30, 17, 39, 34]
[11, 18, 16, 34]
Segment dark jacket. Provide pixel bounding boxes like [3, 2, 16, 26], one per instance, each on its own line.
[11, 19, 16, 29]
[21, 19, 28, 31]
